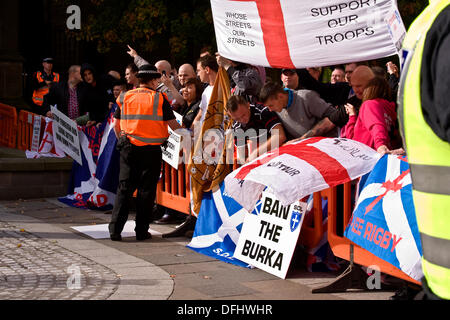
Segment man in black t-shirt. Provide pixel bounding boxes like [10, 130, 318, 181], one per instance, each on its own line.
[227, 95, 286, 163]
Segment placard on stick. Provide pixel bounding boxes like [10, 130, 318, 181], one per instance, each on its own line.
[233, 191, 307, 279]
[51, 106, 82, 165]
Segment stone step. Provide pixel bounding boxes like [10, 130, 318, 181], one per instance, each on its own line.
[0, 147, 73, 200]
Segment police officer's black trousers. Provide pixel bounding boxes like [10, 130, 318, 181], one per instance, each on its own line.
[109, 141, 162, 237]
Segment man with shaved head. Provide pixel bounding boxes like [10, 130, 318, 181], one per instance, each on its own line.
[350, 66, 375, 100]
[178, 63, 196, 87]
[126, 46, 185, 107]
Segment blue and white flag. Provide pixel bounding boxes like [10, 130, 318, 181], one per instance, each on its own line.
[187, 182, 258, 268]
[344, 154, 423, 281]
[58, 106, 120, 211]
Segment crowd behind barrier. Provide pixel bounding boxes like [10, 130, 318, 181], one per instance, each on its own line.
[0, 48, 422, 295]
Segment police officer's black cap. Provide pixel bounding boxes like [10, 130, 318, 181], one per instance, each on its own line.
[43, 58, 54, 63]
[281, 69, 296, 74]
[136, 64, 161, 79]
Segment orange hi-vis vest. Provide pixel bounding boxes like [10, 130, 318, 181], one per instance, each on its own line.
[117, 87, 169, 146]
[32, 71, 60, 106]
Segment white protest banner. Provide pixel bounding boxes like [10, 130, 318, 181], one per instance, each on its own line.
[51, 106, 82, 165]
[30, 114, 42, 152]
[161, 126, 181, 169]
[211, 0, 404, 68]
[234, 190, 307, 279]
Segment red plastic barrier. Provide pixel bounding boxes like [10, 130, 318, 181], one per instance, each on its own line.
[17, 110, 46, 151]
[327, 181, 420, 285]
[156, 162, 191, 214]
[0, 103, 18, 148]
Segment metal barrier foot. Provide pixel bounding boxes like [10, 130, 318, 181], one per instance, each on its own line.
[312, 244, 398, 293]
[311, 263, 369, 293]
[161, 215, 196, 238]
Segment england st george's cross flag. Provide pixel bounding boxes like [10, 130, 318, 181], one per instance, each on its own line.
[224, 137, 381, 213]
[345, 154, 423, 281]
[210, 0, 406, 69]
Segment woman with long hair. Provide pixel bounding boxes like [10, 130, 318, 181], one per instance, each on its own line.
[341, 76, 402, 153]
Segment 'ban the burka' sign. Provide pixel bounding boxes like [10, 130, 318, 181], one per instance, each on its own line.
[234, 191, 307, 278]
[210, 0, 405, 68]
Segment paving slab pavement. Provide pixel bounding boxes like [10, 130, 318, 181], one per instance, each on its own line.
[0, 198, 397, 302]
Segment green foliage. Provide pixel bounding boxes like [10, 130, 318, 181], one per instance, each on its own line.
[59, 0, 215, 66]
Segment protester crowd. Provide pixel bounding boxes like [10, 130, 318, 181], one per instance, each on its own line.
[25, 45, 421, 301]
[30, 48, 405, 224]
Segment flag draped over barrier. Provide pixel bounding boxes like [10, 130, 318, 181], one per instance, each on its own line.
[58, 107, 120, 210]
[344, 154, 423, 281]
[210, 0, 405, 68]
[225, 137, 381, 212]
[188, 67, 232, 215]
[25, 119, 65, 159]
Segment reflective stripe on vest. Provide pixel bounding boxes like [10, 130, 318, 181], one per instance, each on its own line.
[126, 135, 167, 144]
[32, 72, 60, 106]
[399, 0, 450, 300]
[117, 91, 126, 107]
[120, 88, 168, 146]
[409, 164, 450, 195]
[421, 233, 450, 269]
[120, 93, 163, 121]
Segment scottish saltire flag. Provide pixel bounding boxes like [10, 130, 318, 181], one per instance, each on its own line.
[344, 154, 423, 281]
[58, 106, 120, 211]
[187, 182, 259, 268]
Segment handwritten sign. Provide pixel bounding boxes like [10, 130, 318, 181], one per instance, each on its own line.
[161, 126, 182, 169]
[234, 191, 307, 278]
[51, 106, 82, 165]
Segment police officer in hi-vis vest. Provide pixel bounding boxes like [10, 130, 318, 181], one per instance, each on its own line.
[32, 57, 60, 112]
[109, 64, 181, 241]
[399, 0, 450, 300]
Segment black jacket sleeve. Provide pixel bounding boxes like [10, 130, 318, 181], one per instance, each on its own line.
[41, 84, 58, 116]
[421, 5, 450, 142]
[297, 69, 351, 106]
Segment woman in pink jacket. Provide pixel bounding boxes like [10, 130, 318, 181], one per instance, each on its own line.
[341, 76, 402, 154]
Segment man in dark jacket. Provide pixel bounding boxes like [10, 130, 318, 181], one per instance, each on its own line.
[79, 63, 114, 126]
[42, 65, 86, 120]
